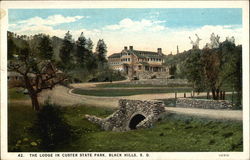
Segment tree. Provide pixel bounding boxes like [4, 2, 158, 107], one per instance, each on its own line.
[8, 35, 67, 111]
[184, 38, 242, 102]
[59, 31, 74, 70]
[75, 32, 88, 67]
[184, 49, 205, 92]
[37, 35, 53, 60]
[86, 38, 93, 53]
[7, 35, 17, 59]
[95, 39, 107, 67]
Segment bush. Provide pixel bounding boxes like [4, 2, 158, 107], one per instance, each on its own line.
[89, 70, 126, 82]
[30, 103, 75, 151]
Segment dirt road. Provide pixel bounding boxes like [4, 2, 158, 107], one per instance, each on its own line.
[38, 84, 242, 121]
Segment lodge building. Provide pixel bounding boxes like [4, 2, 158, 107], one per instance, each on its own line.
[108, 46, 169, 79]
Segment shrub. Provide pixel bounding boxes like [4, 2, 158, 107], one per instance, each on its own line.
[89, 70, 126, 82]
[30, 103, 75, 151]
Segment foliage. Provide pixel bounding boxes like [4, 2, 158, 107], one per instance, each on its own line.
[37, 35, 54, 60]
[88, 69, 126, 82]
[59, 31, 74, 70]
[30, 103, 76, 151]
[75, 32, 88, 67]
[184, 49, 206, 92]
[183, 40, 242, 104]
[7, 32, 67, 110]
[95, 39, 108, 68]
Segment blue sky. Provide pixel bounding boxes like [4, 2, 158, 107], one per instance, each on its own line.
[8, 8, 242, 55]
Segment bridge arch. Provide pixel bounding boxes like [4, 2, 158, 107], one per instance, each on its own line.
[128, 113, 146, 130]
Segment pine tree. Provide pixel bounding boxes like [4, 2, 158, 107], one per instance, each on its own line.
[59, 31, 74, 69]
[37, 35, 54, 60]
[95, 39, 107, 66]
[86, 38, 93, 53]
[75, 32, 88, 67]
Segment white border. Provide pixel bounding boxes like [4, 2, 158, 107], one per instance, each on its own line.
[1, 1, 249, 160]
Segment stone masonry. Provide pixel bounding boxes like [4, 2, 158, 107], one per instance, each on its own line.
[176, 98, 233, 109]
[85, 99, 166, 131]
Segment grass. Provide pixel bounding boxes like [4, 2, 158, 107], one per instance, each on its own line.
[72, 88, 192, 97]
[8, 88, 243, 152]
[97, 83, 193, 88]
[8, 88, 30, 100]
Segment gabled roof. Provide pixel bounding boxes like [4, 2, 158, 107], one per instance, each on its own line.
[124, 50, 165, 59]
[108, 53, 121, 58]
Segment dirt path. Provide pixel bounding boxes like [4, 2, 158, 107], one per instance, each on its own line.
[38, 83, 242, 121]
[166, 107, 242, 121]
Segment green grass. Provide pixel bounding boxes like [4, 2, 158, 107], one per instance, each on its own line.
[8, 103, 243, 152]
[72, 88, 192, 97]
[8, 88, 30, 100]
[8, 88, 243, 152]
[66, 114, 242, 152]
[97, 83, 193, 88]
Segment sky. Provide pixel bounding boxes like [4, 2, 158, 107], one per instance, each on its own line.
[8, 8, 242, 56]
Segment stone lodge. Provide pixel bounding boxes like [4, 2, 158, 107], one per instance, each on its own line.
[108, 46, 169, 79]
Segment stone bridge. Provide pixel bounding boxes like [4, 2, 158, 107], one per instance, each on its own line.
[85, 99, 166, 131]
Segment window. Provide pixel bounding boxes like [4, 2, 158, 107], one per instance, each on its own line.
[138, 66, 142, 70]
[128, 58, 130, 61]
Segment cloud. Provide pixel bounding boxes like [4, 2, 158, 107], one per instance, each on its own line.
[105, 18, 166, 32]
[8, 14, 101, 40]
[12, 24, 101, 41]
[101, 24, 242, 55]
[17, 15, 84, 27]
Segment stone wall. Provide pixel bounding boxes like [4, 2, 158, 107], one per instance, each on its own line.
[131, 78, 189, 86]
[136, 71, 170, 79]
[85, 99, 166, 131]
[176, 98, 232, 109]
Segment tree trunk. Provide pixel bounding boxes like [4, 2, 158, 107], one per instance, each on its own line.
[207, 91, 210, 99]
[216, 89, 220, 100]
[24, 75, 40, 111]
[212, 88, 216, 100]
[31, 94, 40, 111]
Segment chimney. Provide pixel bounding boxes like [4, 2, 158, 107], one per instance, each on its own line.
[129, 46, 133, 50]
[157, 48, 162, 54]
[124, 46, 128, 50]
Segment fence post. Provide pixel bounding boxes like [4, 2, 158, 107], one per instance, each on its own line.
[175, 92, 177, 99]
[184, 93, 186, 98]
[223, 91, 225, 100]
[207, 91, 209, 99]
[232, 90, 234, 107]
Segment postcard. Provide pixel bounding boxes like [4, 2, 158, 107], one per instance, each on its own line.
[1, 1, 249, 160]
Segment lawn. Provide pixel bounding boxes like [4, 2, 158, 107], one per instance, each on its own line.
[97, 83, 193, 88]
[72, 88, 192, 97]
[8, 88, 243, 152]
[8, 88, 30, 100]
